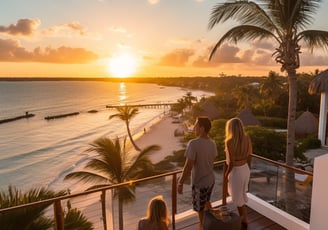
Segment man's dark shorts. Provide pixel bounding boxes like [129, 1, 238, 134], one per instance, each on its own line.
[192, 184, 214, 212]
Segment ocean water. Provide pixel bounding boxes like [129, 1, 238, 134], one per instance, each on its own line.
[0, 80, 213, 192]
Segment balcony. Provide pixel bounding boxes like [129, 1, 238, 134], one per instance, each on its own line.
[1, 153, 326, 230]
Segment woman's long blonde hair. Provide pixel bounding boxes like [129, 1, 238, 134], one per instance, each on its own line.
[225, 118, 247, 156]
[145, 195, 170, 229]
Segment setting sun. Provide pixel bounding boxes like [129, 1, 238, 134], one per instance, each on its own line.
[107, 53, 138, 78]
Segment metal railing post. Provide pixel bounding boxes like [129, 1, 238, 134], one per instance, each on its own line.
[172, 173, 177, 230]
[222, 163, 227, 205]
[54, 200, 64, 230]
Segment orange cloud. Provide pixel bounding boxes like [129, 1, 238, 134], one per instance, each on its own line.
[0, 38, 98, 63]
[192, 44, 242, 67]
[42, 21, 86, 36]
[300, 51, 327, 66]
[159, 48, 194, 66]
[0, 18, 40, 36]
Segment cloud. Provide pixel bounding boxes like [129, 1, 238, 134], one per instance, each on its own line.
[158, 48, 194, 66]
[0, 38, 98, 63]
[250, 40, 275, 51]
[300, 51, 328, 66]
[192, 44, 242, 67]
[0, 18, 41, 36]
[0, 18, 89, 38]
[42, 21, 87, 36]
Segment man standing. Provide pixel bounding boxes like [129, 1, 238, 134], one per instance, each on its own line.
[178, 116, 217, 229]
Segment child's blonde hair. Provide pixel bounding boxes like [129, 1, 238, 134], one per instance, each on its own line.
[145, 195, 170, 229]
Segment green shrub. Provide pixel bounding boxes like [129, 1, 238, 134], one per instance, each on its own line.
[257, 116, 287, 129]
[295, 135, 321, 162]
[245, 126, 286, 161]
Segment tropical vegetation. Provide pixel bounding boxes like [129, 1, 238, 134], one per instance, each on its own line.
[207, 1, 328, 191]
[0, 186, 93, 230]
[64, 137, 160, 230]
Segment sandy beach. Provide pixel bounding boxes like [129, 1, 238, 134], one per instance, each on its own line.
[134, 114, 185, 163]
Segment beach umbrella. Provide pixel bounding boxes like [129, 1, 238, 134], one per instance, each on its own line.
[308, 69, 328, 95]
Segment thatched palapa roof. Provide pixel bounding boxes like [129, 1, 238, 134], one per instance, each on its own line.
[236, 108, 260, 126]
[308, 69, 328, 95]
[193, 101, 220, 120]
[295, 111, 318, 136]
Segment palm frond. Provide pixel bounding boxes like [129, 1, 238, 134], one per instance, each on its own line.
[208, 1, 277, 32]
[0, 186, 66, 229]
[115, 185, 136, 204]
[209, 25, 277, 60]
[291, 0, 321, 30]
[84, 159, 119, 181]
[298, 30, 328, 52]
[266, 0, 321, 31]
[86, 137, 122, 178]
[109, 105, 139, 121]
[125, 145, 160, 178]
[64, 208, 94, 230]
[64, 171, 111, 184]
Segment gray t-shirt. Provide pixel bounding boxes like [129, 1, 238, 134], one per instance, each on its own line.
[185, 137, 217, 188]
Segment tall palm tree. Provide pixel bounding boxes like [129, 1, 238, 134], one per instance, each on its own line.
[109, 105, 141, 151]
[208, 0, 328, 195]
[64, 137, 160, 230]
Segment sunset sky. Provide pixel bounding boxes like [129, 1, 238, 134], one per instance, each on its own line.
[1, 0, 328, 78]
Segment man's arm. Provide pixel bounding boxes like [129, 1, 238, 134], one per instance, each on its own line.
[177, 158, 194, 194]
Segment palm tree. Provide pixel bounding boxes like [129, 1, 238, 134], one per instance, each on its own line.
[183, 92, 198, 110]
[232, 84, 259, 110]
[64, 137, 160, 230]
[0, 185, 66, 229]
[260, 71, 285, 107]
[208, 0, 328, 196]
[109, 105, 141, 151]
[0, 185, 93, 230]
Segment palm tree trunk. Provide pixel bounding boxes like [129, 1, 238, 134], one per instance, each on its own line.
[118, 196, 124, 230]
[126, 122, 141, 151]
[285, 69, 297, 214]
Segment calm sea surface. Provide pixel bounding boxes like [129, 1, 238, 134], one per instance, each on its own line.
[0, 81, 213, 192]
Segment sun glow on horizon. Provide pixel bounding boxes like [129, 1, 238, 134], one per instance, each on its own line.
[107, 53, 139, 78]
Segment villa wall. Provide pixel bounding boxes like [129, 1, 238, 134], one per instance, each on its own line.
[310, 154, 328, 230]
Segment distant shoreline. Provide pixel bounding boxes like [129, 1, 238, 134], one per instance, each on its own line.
[0, 77, 128, 82]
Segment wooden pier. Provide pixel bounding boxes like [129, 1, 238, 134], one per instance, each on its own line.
[106, 103, 177, 109]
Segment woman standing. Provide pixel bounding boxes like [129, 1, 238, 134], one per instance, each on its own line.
[224, 118, 252, 228]
[137, 195, 170, 230]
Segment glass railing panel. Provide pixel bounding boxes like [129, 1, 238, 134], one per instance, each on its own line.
[249, 157, 280, 204]
[275, 167, 312, 223]
[249, 156, 312, 224]
[64, 191, 104, 230]
[212, 163, 225, 204]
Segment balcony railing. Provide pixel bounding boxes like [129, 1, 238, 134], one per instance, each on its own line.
[0, 154, 313, 229]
